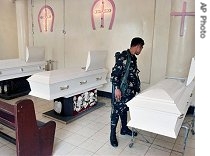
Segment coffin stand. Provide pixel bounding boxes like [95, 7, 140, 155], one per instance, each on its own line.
[28, 67, 108, 123]
[0, 59, 45, 99]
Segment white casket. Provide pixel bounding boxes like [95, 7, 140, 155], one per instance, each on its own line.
[0, 59, 45, 81]
[27, 67, 108, 100]
[127, 78, 194, 138]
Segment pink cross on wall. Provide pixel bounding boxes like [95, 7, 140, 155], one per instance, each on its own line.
[91, 0, 115, 30]
[95, 0, 111, 28]
[170, 1, 195, 37]
[38, 5, 55, 32]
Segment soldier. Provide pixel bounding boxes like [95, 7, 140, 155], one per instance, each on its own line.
[110, 37, 144, 147]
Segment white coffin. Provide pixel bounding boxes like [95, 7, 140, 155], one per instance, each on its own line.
[127, 79, 194, 138]
[27, 68, 108, 100]
[0, 59, 45, 81]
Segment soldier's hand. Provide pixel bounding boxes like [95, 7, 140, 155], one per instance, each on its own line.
[115, 89, 122, 101]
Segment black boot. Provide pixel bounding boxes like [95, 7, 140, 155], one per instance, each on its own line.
[110, 129, 118, 147]
[120, 111, 137, 136]
[110, 110, 119, 147]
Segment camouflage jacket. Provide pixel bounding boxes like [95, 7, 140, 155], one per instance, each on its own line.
[111, 49, 141, 97]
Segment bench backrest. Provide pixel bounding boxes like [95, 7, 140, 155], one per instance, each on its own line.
[0, 99, 56, 156]
[14, 99, 40, 154]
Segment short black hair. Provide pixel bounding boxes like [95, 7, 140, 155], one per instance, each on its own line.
[130, 37, 144, 47]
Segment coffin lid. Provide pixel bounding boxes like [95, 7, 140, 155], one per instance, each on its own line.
[27, 67, 107, 84]
[0, 59, 45, 69]
[137, 79, 185, 104]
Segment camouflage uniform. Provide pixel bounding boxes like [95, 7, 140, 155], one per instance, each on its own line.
[110, 49, 141, 135]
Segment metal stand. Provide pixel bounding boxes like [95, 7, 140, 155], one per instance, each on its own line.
[129, 127, 150, 148]
[181, 125, 190, 151]
[191, 111, 195, 135]
[129, 127, 135, 148]
[181, 112, 195, 151]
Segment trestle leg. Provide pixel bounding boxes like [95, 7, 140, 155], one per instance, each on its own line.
[129, 127, 150, 148]
[191, 112, 195, 135]
[181, 125, 190, 151]
[129, 127, 135, 148]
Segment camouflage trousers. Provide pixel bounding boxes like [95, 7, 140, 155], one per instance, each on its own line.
[110, 87, 135, 129]
[111, 96, 129, 125]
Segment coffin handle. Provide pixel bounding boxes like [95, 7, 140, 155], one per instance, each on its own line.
[96, 77, 102, 81]
[60, 85, 69, 90]
[80, 80, 87, 85]
[178, 114, 184, 119]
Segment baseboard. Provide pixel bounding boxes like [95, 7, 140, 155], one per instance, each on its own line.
[98, 90, 112, 98]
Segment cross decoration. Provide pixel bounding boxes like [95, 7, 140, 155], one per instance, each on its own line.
[94, 0, 111, 28]
[91, 0, 116, 30]
[38, 5, 55, 32]
[170, 1, 195, 37]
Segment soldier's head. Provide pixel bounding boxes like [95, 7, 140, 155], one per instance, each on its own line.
[130, 37, 144, 55]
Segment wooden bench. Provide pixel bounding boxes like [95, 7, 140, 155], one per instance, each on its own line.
[0, 99, 56, 156]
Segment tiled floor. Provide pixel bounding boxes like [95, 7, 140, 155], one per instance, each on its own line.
[0, 95, 195, 156]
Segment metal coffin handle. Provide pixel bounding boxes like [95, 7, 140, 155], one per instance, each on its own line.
[96, 77, 102, 81]
[80, 80, 87, 85]
[178, 114, 184, 119]
[60, 85, 69, 90]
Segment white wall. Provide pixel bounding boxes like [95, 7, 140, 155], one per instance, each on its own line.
[150, 0, 171, 85]
[0, 0, 18, 60]
[166, 0, 195, 78]
[16, 0, 29, 60]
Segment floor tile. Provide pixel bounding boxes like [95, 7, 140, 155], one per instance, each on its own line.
[63, 133, 88, 146]
[66, 146, 94, 156]
[53, 141, 76, 155]
[0, 146, 16, 156]
[145, 147, 171, 156]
